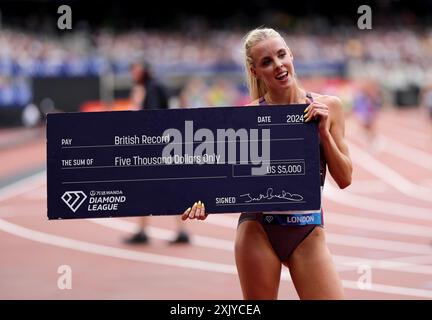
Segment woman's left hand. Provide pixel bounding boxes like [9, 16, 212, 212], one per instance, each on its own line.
[304, 98, 331, 137]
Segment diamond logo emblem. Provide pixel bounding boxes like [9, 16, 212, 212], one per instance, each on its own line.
[61, 191, 87, 212]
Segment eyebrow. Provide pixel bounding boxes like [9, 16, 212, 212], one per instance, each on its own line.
[259, 48, 286, 62]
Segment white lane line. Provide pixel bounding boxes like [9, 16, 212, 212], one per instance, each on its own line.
[3, 168, 431, 226]
[326, 212, 432, 238]
[0, 218, 236, 274]
[96, 203, 432, 241]
[348, 180, 389, 194]
[376, 117, 431, 142]
[0, 171, 46, 202]
[91, 218, 432, 276]
[3, 171, 430, 255]
[6, 170, 430, 240]
[349, 143, 432, 203]
[377, 136, 432, 171]
[2, 218, 432, 298]
[327, 233, 431, 255]
[92, 218, 234, 251]
[325, 182, 432, 222]
[3, 170, 432, 296]
[422, 179, 432, 188]
[336, 257, 432, 275]
[348, 115, 430, 144]
[341, 281, 432, 299]
[385, 254, 432, 265]
[348, 123, 432, 171]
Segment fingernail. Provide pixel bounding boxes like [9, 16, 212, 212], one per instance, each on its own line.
[304, 108, 308, 113]
[193, 202, 197, 207]
[304, 117, 309, 122]
[186, 207, 191, 212]
[198, 200, 201, 205]
[202, 202, 205, 207]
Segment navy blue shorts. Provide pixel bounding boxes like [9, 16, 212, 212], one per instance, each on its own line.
[237, 212, 323, 262]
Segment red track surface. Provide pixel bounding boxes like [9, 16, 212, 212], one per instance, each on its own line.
[1, 108, 431, 299]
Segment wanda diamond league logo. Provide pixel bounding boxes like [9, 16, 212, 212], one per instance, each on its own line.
[61, 191, 87, 212]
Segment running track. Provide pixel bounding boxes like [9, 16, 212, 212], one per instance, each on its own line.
[1, 108, 431, 299]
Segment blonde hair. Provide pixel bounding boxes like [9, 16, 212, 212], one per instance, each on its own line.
[243, 27, 287, 100]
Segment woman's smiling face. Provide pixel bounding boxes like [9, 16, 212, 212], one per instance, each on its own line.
[250, 36, 295, 92]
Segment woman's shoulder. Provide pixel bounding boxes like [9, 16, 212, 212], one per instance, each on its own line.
[245, 98, 260, 106]
[311, 92, 343, 110]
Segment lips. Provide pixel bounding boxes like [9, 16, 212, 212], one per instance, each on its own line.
[275, 71, 288, 80]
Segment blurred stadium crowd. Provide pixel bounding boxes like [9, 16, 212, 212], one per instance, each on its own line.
[1, 26, 432, 106]
[1, 0, 432, 120]
[2, 27, 432, 76]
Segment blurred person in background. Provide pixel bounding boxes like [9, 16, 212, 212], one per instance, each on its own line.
[124, 60, 190, 245]
[207, 78, 237, 107]
[178, 77, 210, 108]
[352, 80, 382, 150]
[182, 27, 352, 299]
[128, 61, 169, 110]
[179, 76, 249, 108]
[420, 81, 432, 136]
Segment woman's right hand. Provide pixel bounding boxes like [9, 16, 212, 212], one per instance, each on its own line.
[181, 201, 207, 220]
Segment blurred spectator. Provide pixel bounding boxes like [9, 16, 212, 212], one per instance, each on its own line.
[124, 60, 190, 245]
[352, 80, 382, 150]
[2, 25, 432, 113]
[21, 103, 41, 128]
[129, 61, 169, 110]
[207, 78, 237, 107]
[179, 77, 210, 108]
[420, 81, 432, 136]
[420, 82, 432, 119]
[179, 76, 249, 108]
[0, 26, 431, 84]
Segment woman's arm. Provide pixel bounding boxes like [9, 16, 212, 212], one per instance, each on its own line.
[305, 95, 353, 189]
